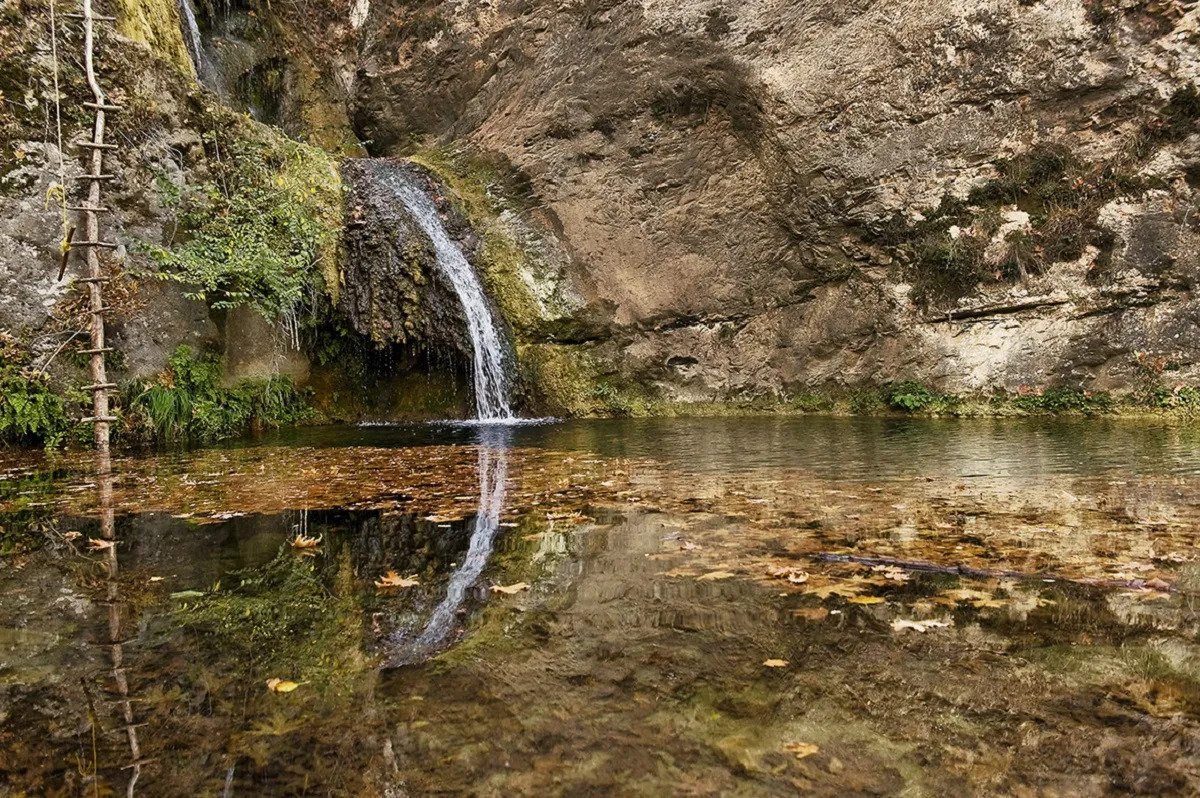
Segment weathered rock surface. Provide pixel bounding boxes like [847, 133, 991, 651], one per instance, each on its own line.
[332, 0, 1200, 399]
[3, 0, 1198, 414]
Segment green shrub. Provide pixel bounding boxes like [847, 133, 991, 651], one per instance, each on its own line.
[884, 382, 943, 412]
[848, 387, 885, 414]
[1135, 385, 1200, 412]
[1011, 387, 1113, 415]
[143, 115, 342, 324]
[127, 345, 312, 443]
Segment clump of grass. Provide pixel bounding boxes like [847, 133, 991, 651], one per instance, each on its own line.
[0, 333, 69, 448]
[1010, 387, 1114, 415]
[1128, 352, 1200, 414]
[1131, 84, 1200, 157]
[786, 393, 835, 413]
[125, 345, 313, 444]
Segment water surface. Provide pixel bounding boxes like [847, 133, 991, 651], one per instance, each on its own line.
[2, 417, 1198, 795]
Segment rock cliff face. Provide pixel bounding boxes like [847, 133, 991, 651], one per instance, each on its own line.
[336, 0, 1199, 400]
[2, 0, 1198, 416]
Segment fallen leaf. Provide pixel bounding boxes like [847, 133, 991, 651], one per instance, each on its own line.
[63, 531, 82, 541]
[375, 571, 419, 589]
[86, 538, 115, 551]
[791, 607, 829, 622]
[697, 570, 736, 581]
[265, 678, 300, 693]
[762, 658, 789, 668]
[491, 582, 530, 595]
[783, 741, 820, 759]
[803, 581, 865, 599]
[938, 588, 999, 606]
[1122, 589, 1172, 601]
[891, 618, 952, 633]
[289, 533, 321, 550]
[846, 595, 885, 605]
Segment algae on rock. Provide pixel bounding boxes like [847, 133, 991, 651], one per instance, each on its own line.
[112, 0, 195, 75]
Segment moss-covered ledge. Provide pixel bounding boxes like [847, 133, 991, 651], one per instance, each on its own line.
[405, 147, 589, 344]
[511, 345, 1200, 419]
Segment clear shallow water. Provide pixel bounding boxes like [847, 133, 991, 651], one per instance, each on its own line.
[2, 417, 1199, 795]
[290, 415, 1200, 478]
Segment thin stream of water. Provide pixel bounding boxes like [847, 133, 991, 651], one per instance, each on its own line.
[393, 443, 508, 664]
[178, 0, 205, 79]
[383, 169, 514, 420]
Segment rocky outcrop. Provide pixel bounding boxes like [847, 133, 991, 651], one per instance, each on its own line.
[0, 3, 337, 403]
[330, 0, 1200, 401]
[2, 0, 1198, 420]
[340, 158, 473, 353]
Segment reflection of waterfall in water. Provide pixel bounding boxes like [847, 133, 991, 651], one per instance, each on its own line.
[392, 432, 510, 665]
[178, 0, 206, 79]
[382, 169, 514, 421]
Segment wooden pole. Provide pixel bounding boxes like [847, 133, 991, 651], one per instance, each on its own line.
[74, 6, 144, 793]
[78, 0, 118, 452]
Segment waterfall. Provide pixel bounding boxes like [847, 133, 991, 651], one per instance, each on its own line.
[383, 169, 515, 421]
[178, 0, 206, 79]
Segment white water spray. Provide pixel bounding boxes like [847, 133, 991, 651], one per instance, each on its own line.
[384, 171, 514, 421]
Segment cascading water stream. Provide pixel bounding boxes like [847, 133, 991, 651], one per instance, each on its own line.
[381, 169, 515, 421]
[178, 0, 206, 80]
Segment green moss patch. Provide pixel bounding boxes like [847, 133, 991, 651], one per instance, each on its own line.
[142, 106, 344, 322]
[112, 0, 195, 75]
[519, 343, 662, 417]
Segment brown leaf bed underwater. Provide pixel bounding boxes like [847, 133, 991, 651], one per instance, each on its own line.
[1, 421, 1199, 795]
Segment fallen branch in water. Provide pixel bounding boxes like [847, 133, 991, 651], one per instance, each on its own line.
[812, 552, 1180, 594]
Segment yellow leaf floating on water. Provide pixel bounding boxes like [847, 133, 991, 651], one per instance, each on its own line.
[697, 570, 737, 581]
[265, 678, 300, 693]
[803, 581, 865, 599]
[375, 571, 419, 589]
[783, 741, 820, 759]
[491, 582, 530, 595]
[762, 658, 789, 668]
[792, 607, 829, 622]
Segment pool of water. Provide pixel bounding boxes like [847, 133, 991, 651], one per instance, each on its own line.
[1, 417, 1198, 795]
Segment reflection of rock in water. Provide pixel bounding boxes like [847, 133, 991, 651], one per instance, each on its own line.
[388, 439, 509, 666]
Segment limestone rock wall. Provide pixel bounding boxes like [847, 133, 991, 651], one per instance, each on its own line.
[333, 0, 1200, 400]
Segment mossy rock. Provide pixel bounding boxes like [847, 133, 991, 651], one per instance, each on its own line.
[113, 0, 195, 76]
